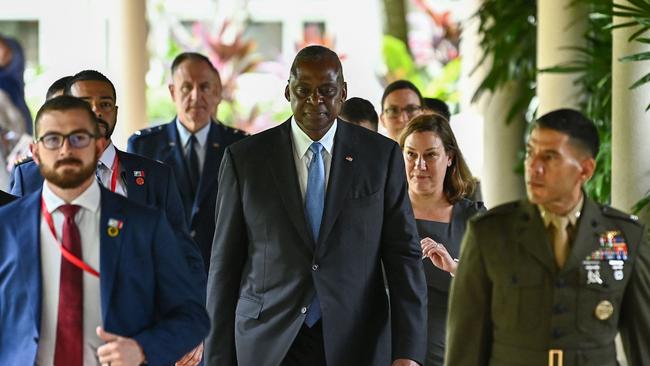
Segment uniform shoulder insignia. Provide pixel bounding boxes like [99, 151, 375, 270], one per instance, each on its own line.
[601, 205, 641, 225]
[14, 155, 34, 166]
[474, 200, 521, 220]
[133, 125, 164, 137]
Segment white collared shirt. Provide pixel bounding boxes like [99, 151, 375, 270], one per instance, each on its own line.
[97, 142, 127, 197]
[37, 181, 103, 366]
[290, 117, 337, 202]
[176, 118, 211, 175]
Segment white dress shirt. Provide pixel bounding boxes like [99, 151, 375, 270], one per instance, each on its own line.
[176, 118, 210, 176]
[37, 181, 103, 366]
[290, 117, 337, 202]
[96, 143, 127, 197]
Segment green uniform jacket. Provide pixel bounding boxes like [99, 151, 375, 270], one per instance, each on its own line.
[446, 196, 650, 366]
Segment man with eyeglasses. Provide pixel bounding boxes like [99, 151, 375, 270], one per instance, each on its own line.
[380, 80, 424, 141]
[11, 70, 192, 242]
[9, 69, 206, 365]
[0, 96, 209, 366]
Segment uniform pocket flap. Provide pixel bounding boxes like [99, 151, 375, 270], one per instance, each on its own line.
[235, 296, 262, 319]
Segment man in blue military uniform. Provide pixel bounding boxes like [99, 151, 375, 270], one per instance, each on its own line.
[128, 52, 247, 270]
[446, 109, 650, 366]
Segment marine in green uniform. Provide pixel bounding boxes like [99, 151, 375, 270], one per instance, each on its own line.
[446, 109, 650, 366]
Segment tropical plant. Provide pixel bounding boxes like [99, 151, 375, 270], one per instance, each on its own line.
[541, 0, 650, 211]
[610, 0, 650, 214]
[471, 0, 537, 124]
[539, 0, 612, 204]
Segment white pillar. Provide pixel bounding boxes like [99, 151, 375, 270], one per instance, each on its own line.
[537, 0, 587, 115]
[479, 81, 527, 207]
[460, 0, 526, 207]
[109, 0, 147, 150]
[612, 2, 650, 226]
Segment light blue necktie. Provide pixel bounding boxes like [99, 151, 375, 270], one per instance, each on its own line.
[304, 142, 324, 327]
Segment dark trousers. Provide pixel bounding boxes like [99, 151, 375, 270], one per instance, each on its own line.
[281, 321, 326, 366]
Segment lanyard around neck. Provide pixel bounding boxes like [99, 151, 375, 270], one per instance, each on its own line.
[108, 154, 120, 193]
[41, 198, 100, 278]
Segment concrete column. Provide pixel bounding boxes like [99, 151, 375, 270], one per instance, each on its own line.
[537, 0, 587, 115]
[109, 0, 148, 150]
[612, 2, 650, 226]
[459, 0, 526, 207]
[479, 81, 527, 207]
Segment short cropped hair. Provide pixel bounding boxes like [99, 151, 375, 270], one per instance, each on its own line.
[340, 97, 378, 131]
[381, 80, 423, 110]
[64, 70, 116, 100]
[423, 97, 451, 121]
[399, 113, 476, 203]
[34, 95, 99, 139]
[289, 45, 343, 82]
[171, 52, 220, 77]
[534, 109, 600, 158]
[46, 76, 72, 100]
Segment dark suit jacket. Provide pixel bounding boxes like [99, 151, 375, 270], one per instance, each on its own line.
[0, 190, 15, 206]
[205, 119, 427, 366]
[0, 187, 209, 366]
[447, 197, 650, 366]
[9, 151, 204, 274]
[127, 119, 247, 269]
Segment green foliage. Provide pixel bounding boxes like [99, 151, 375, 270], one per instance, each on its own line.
[381, 35, 461, 112]
[611, 0, 650, 213]
[611, 0, 650, 111]
[472, 0, 537, 124]
[382, 35, 424, 86]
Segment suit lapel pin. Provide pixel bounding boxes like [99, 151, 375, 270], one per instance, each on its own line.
[169, 142, 176, 147]
[107, 218, 124, 238]
[345, 156, 353, 162]
[133, 170, 145, 186]
[212, 143, 220, 148]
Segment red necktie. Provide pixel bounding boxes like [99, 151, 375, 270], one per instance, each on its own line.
[53, 204, 83, 366]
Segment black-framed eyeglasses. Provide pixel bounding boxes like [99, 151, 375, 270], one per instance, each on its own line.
[37, 131, 97, 150]
[384, 105, 422, 119]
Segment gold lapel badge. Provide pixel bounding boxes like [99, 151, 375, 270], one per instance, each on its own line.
[107, 218, 123, 238]
[594, 300, 614, 320]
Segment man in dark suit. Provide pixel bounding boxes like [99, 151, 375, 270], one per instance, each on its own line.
[0, 189, 14, 205]
[0, 96, 209, 365]
[128, 52, 247, 269]
[446, 109, 650, 366]
[10, 70, 193, 249]
[205, 45, 427, 366]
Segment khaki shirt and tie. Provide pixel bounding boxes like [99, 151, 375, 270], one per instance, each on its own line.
[539, 195, 584, 269]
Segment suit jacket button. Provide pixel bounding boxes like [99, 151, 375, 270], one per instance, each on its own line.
[301, 307, 308, 314]
[551, 328, 564, 338]
[190, 230, 196, 238]
[312, 264, 319, 271]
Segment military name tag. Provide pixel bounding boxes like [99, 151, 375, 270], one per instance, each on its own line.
[583, 260, 603, 285]
[594, 300, 614, 321]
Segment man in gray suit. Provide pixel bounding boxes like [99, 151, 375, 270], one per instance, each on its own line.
[205, 46, 427, 366]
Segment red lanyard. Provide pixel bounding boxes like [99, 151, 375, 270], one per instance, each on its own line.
[41, 199, 100, 278]
[109, 154, 120, 193]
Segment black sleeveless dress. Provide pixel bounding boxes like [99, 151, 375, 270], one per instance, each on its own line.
[416, 198, 485, 366]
